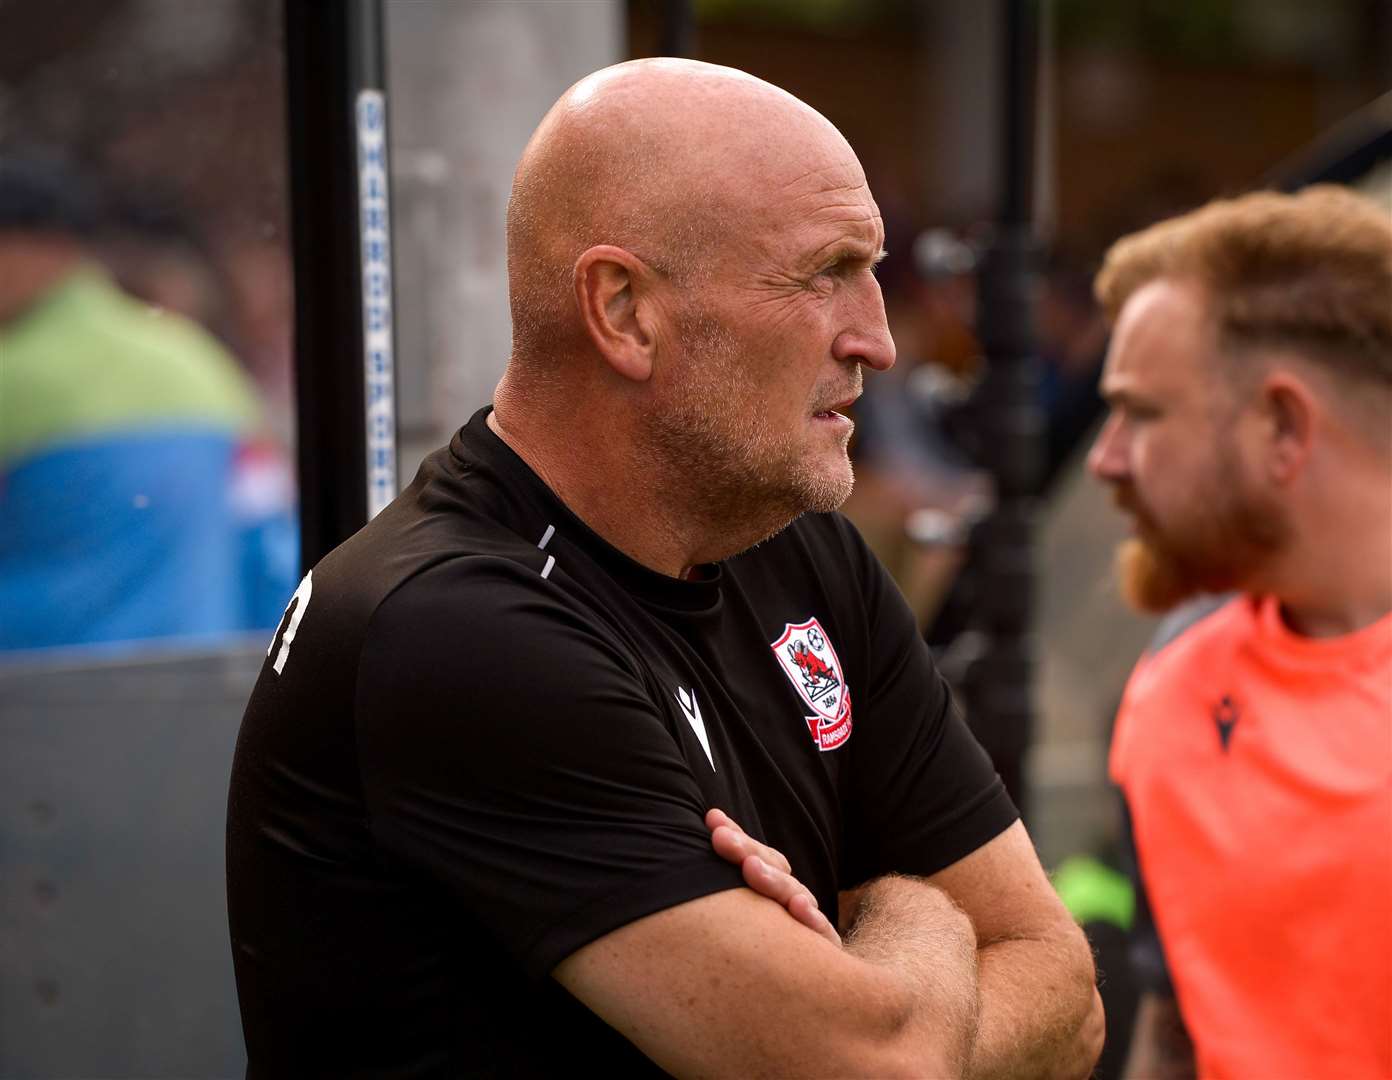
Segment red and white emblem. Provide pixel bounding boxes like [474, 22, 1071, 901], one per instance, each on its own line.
[770, 616, 852, 751]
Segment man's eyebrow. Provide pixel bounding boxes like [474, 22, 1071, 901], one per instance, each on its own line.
[816, 242, 887, 267]
[1100, 386, 1156, 410]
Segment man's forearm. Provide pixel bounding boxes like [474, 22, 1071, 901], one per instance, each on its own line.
[712, 814, 1098, 1075]
[965, 931, 1102, 1080]
[844, 875, 981, 1075]
[840, 885, 1101, 1080]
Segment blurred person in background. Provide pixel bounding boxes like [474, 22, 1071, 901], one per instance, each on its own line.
[1088, 185, 1392, 1078]
[843, 224, 987, 629]
[94, 182, 237, 346]
[0, 148, 296, 651]
[1036, 248, 1109, 488]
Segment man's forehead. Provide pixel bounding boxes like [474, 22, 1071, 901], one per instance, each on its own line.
[1102, 278, 1211, 395]
[742, 147, 882, 243]
[804, 205, 885, 259]
[775, 157, 868, 199]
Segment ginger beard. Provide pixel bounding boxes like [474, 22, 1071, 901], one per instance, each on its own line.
[1113, 435, 1290, 613]
[640, 304, 860, 551]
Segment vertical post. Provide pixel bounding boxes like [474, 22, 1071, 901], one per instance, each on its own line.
[283, 0, 399, 569]
[658, 0, 695, 57]
[961, 0, 1043, 815]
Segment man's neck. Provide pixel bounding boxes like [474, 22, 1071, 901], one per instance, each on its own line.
[487, 400, 710, 579]
[1277, 595, 1390, 639]
[1268, 476, 1392, 638]
[1274, 573, 1392, 639]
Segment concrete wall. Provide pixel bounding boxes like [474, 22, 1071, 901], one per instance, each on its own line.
[0, 646, 265, 1078]
[386, 0, 623, 483]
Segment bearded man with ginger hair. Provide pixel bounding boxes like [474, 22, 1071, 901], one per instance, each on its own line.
[1088, 185, 1392, 1079]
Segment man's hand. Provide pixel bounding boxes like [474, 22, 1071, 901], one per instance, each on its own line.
[704, 807, 840, 946]
[710, 811, 1103, 1079]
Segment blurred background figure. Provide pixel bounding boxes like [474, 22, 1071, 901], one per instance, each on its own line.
[1090, 186, 1392, 1079]
[842, 222, 987, 631]
[1035, 247, 1108, 489]
[0, 148, 296, 651]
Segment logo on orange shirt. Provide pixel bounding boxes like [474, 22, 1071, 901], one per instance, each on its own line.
[1213, 694, 1240, 752]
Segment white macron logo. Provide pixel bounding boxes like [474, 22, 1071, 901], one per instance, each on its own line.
[675, 686, 714, 771]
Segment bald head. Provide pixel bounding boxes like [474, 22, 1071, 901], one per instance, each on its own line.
[505, 59, 859, 367]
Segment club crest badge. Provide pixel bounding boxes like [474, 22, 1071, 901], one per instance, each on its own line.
[770, 616, 852, 751]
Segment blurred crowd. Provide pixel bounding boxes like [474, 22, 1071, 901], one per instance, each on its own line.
[0, 148, 297, 652]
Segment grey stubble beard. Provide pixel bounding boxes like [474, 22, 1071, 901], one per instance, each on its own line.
[638, 308, 856, 563]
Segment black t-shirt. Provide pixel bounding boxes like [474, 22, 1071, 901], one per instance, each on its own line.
[227, 407, 1017, 1077]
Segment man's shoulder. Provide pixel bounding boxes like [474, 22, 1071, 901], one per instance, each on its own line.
[1110, 595, 1254, 784]
[1131, 594, 1252, 689]
[323, 448, 532, 582]
[366, 547, 580, 639]
[277, 452, 561, 665]
[1116, 595, 1253, 730]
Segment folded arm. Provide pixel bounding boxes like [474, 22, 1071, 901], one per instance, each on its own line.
[725, 815, 1104, 1080]
[554, 872, 981, 1078]
[925, 821, 1104, 1080]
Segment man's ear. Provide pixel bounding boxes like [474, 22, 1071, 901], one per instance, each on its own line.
[573, 245, 656, 382]
[1260, 372, 1316, 485]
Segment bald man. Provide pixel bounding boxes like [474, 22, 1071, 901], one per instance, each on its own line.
[228, 60, 1101, 1077]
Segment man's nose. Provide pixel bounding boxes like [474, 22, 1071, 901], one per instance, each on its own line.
[833, 326, 896, 372]
[832, 280, 896, 372]
[1087, 412, 1128, 482]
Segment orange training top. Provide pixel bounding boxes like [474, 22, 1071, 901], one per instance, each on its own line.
[1112, 595, 1392, 1079]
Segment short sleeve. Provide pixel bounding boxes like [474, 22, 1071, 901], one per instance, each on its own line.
[355, 558, 744, 978]
[833, 520, 1019, 885]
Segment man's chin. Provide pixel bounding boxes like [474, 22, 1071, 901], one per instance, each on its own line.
[798, 456, 854, 515]
[1115, 538, 1202, 614]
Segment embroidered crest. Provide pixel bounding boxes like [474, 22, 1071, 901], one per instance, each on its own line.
[770, 616, 852, 751]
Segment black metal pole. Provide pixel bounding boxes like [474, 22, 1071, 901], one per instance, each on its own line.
[961, 0, 1044, 816]
[658, 0, 695, 57]
[283, 0, 399, 570]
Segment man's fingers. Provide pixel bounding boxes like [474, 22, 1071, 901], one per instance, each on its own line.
[709, 821, 793, 875]
[787, 892, 842, 947]
[708, 808, 833, 943]
[743, 858, 840, 946]
[740, 853, 803, 906]
[709, 824, 749, 865]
